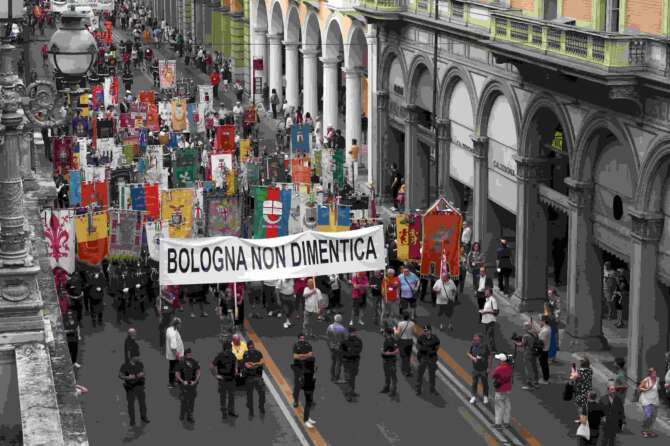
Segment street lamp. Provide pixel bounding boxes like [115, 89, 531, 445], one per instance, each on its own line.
[48, 6, 97, 88]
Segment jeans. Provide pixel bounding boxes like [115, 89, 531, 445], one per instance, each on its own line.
[538, 350, 550, 381]
[523, 355, 539, 385]
[472, 270, 480, 290]
[246, 377, 266, 414]
[281, 294, 295, 319]
[126, 385, 147, 422]
[494, 392, 511, 425]
[642, 404, 657, 430]
[293, 371, 303, 404]
[330, 348, 343, 381]
[383, 361, 398, 393]
[218, 379, 236, 414]
[472, 370, 489, 397]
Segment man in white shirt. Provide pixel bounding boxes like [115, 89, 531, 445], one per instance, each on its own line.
[432, 272, 457, 332]
[461, 222, 472, 254]
[166, 317, 184, 388]
[277, 279, 296, 329]
[303, 279, 321, 338]
[479, 289, 498, 352]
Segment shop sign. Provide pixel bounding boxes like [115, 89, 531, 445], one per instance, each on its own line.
[550, 130, 564, 153]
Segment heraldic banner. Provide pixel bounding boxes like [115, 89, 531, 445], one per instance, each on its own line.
[159, 59, 176, 89]
[110, 210, 144, 256]
[396, 213, 422, 261]
[206, 196, 242, 237]
[252, 186, 290, 239]
[420, 198, 462, 277]
[43, 209, 76, 273]
[161, 189, 194, 238]
[74, 211, 109, 266]
[159, 226, 386, 286]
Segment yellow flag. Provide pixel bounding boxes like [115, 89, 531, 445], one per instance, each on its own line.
[161, 189, 194, 238]
[226, 172, 236, 196]
[396, 214, 409, 261]
[74, 212, 108, 242]
[239, 139, 250, 161]
[79, 94, 90, 117]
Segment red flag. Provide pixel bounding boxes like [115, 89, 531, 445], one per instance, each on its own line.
[264, 186, 281, 238]
[215, 125, 236, 153]
[81, 181, 108, 207]
[94, 180, 109, 207]
[81, 182, 94, 206]
[144, 183, 160, 220]
[420, 200, 462, 277]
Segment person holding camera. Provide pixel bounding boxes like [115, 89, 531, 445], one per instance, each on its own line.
[492, 353, 513, 429]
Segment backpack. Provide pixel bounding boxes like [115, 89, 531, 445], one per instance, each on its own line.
[531, 334, 544, 356]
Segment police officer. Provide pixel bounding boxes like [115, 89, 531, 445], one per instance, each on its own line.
[243, 340, 266, 417]
[175, 348, 200, 422]
[291, 333, 314, 408]
[416, 325, 440, 395]
[210, 342, 238, 420]
[118, 354, 150, 426]
[66, 271, 84, 324]
[87, 269, 106, 327]
[63, 309, 81, 368]
[380, 327, 399, 397]
[341, 326, 363, 402]
[131, 261, 149, 313]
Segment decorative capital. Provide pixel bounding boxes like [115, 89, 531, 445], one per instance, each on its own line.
[283, 40, 300, 50]
[266, 33, 283, 42]
[403, 104, 419, 124]
[565, 177, 593, 209]
[629, 208, 664, 242]
[470, 135, 488, 159]
[436, 118, 450, 140]
[342, 67, 362, 78]
[376, 91, 388, 112]
[300, 48, 320, 58]
[320, 57, 340, 68]
[514, 156, 551, 182]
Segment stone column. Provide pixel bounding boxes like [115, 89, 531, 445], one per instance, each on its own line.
[510, 156, 551, 312]
[284, 41, 300, 109]
[253, 28, 267, 86]
[321, 58, 339, 132]
[343, 67, 362, 163]
[267, 33, 283, 102]
[301, 49, 319, 121]
[561, 178, 608, 351]
[435, 118, 453, 199]
[375, 90, 388, 199]
[626, 209, 666, 383]
[366, 24, 378, 185]
[404, 104, 419, 212]
[471, 136, 489, 251]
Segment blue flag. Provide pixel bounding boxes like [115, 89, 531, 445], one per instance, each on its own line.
[69, 170, 81, 206]
[337, 205, 351, 229]
[317, 205, 330, 229]
[291, 124, 311, 155]
[279, 188, 292, 236]
[130, 184, 146, 211]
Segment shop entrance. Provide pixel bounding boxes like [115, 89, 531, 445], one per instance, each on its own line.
[600, 250, 630, 361]
[381, 125, 405, 204]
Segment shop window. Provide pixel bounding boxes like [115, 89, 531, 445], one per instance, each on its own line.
[612, 195, 623, 220]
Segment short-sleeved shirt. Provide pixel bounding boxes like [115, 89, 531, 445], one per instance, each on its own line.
[416, 334, 440, 360]
[382, 337, 398, 362]
[212, 351, 236, 379]
[383, 276, 400, 301]
[119, 361, 145, 388]
[242, 349, 263, 377]
[175, 358, 200, 382]
[469, 343, 489, 371]
[538, 326, 551, 352]
[292, 341, 312, 371]
[64, 317, 78, 342]
[399, 272, 419, 299]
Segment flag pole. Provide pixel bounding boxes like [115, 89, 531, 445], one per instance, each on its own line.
[233, 282, 238, 327]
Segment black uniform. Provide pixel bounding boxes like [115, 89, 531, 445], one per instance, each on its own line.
[124, 336, 140, 364]
[63, 313, 79, 365]
[119, 360, 148, 425]
[242, 348, 266, 416]
[131, 264, 149, 312]
[340, 334, 363, 401]
[381, 335, 399, 395]
[66, 274, 84, 323]
[416, 333, 440, 394]
[212, 349, 237, 418]
[87, 272, 106, 326]
[175, 357, 200, 420]
[301, 358, 316, 422]
[291, 340, 313, 406]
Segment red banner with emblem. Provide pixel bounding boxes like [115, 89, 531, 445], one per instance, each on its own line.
[420, 198, 462, 277]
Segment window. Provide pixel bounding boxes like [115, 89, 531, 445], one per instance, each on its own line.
[612, 195, 623, 220]
[606, 0, 620, 32]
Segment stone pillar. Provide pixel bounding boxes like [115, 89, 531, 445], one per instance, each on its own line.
[561, 178, 608, 351]
[267, 33, 283, 102]
[301, 49, 319, 121]
[375, 91, 388, 199]
[284, 41, 300, 109]
[626, 209, 666, 383]
[253, 28, 267, 86]
[321, 58, 339, 132]
[510, 156, 551, 312]
[21, 130, 36, 191]
[366, 24, 378, 186]
[344, 67, 362, 164]
[404, 104, 419, 212]
[435, 118, 453, 199]
[471, 136, 489, 251]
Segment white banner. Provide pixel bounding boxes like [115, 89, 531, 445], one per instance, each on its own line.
[42, 209, 76, 273]
[159, 226, 386, 285]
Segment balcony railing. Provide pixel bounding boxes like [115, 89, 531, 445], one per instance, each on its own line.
[327, 0, 362, 9]
[490, 11, 649, 69]
[355, 0, 408, 11]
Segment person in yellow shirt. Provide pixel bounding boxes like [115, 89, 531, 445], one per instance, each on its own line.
[349, 138, 360, 189]
[231, 333, 248, 361]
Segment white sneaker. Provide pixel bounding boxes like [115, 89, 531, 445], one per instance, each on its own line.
[539, 379, 550, 385]
[286, 320, 292, 327]
[305, 421, 315, 428]
[268, 311, 274, 317]
[73, 362, 81, 368]
[349, 320, 354, 326]
[308, 418, 316, 424]
[469, 396, 476, 404]
[283, 322, 289, 329]
[358, 320, 365, 326]
[483, 396, 489, 404]
[276, 313, 282, 318]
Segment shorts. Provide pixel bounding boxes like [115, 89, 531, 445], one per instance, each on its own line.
[400, 298, 416, 309]
[437, 302, 454, 317]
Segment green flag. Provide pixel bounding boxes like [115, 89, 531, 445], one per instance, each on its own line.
[334, 148, 345, 188]
[252, 186, 268, 239]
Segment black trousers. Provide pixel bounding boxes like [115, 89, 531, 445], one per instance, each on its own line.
[476, 292, 485, 322]
[168, 359, 178, 386]
[293, 371, 303, 404]
[416, 358, 437, 392]
[90, 300, 103, 325]
[538, 350, 550, 381]
[399, 339, 413, 375]
[330, 349, 343, 381]
[262, 285, 276, 311]
[218, 379, 236, 414]
[472, 370, 489, 397]
[126, 385, 147, 422]
[70, 298, 83, 323]
[179, 384, 197, 416]
[246, 376, 266, 413]
[343, 359, 359, 397]
[498, 267, 512, 293]
[67, 340, 78, 364]
[383, 361, 397, 393]
[303, 390, 314, 422]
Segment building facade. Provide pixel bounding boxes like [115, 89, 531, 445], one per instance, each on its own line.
[244, 0, 670, 385]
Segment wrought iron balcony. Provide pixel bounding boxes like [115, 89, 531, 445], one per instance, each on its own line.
[354, 0, 408, 12]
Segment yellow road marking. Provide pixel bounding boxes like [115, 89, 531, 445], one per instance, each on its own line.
[245, 321, 327, 446]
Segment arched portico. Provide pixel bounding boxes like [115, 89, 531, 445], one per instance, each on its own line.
[284, 6, 301, 108]
[322, 17, 344, 136]
[302, 11, 322, 122]
[268, 1, 285, 102]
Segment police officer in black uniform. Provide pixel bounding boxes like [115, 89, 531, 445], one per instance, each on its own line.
[380, 327, 399, 397]
[416, 325, 440, 395]
[63, 309, 81, 368]
[66, 271, 85, 324]
[175, 348, 200, 422]
[118, 354, 150, 426]
[87, 268, 106, 327]
[291, 333, 314, 408]
[131, 261, 148, 313]
[116, 265, 132, 322]
[210, 342, 238, 420]
[341, 326, 363, 402]
[242, 340, 266, 417]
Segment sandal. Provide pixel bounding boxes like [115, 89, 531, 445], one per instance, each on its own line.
[641, 431, 649, 438]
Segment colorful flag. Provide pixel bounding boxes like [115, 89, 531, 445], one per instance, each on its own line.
[109, 210, 143, 257]
[144, 183, 160, 220]
[42, 209, 75, 273]
[171, 98, 187, 131]
[211, 154, 233, 189]
[91, 84, 104, 111]
[138, 90, 156, 104]
[291, 124, 311, 154]
[396, 214, 410, 261]
[333, 148, 345, 188]
[118, 183, 131, 209]
[74, 211, 109, 265]
[145, 221, 168, 261]
[316, 205, 332, 232]
[69, 170, 82, 206]
[206, 196, 242, 236]
[336, 205, 351, 231]
[174, 165, 197, 187]
[197, 85, 214, 112]
[420, 198, 462, 277]
[146, 104, 160, 132]
[279, 188, 292, 236]
[159, 59, 176, 89]
[160, 189, 194, 238]
[313, 150, 322, 177]
[290, 157, 312, 184]
[81, 180, 109, 208]
[215, 125, 236, 153]
[53, 137, 74, 177]
[253, 186, 285, 239]
[130, 184, 146, 210]
[409, 213, 423, 260]
[239, 139, 250, 161]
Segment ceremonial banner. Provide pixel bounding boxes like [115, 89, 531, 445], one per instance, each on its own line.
[130, 184, 146, 210]
[317, 205, 332, 232]
[96, 138, 115, 166]
[118, 183, 131, 209]
[245, 162, 260, 186]
[290, 157, 311, 184]
[146, 221, 169, 261]
[96, 119, 114, 139]
[139, 90, 156, 104]
[171, 98, 187, 131]
[313, 149, 322, 177]
[291, 125, 311, 154]
[279, 188, 292, 237]
[144, 183, 160, 220]
[215, 125, 236, 153]
[266, 155, 287, 183]
[206, 196, 242, 237]
[420, 198, 462, 277]
[211, 154, 233, 189]
[103, 77, 114, 109]
[174, 165, 197, 187]
[81, 180, 109, 208]
[159, 60, 176, 89]
[83, 166, 106, 182]
[252, 186, 287, 239]
[91, 84, 104, 112]
[161, 189, 194, 238]
[146, 104, 160, 132]
[53, 137, 74, 176]
[78, 93, 90, 118]
[395, 214, 421, 261]
[74, 212, 109, 265]
[187, 103, 199, 134]
[42, 209, 75, 273]
[197, 85, 214, 112]
[110, 210, 143, 256]
[69, 170, 82, 206]
[333, 148, 345, 188]
[239, 139, 250, 161]
[243, 108, 257, 125]
[159, 226, 386, 285]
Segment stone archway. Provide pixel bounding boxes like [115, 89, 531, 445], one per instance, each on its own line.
[343, 25, 367, 165]
[322, 18, 344, 135]
[302, 11, 322, 121]
[251, 0, 269, 100]
[284, 6, 301, 108]
[268, 1, 285, 101]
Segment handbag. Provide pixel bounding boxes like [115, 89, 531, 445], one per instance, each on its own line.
[576, 420, 590, 440]
[563, 381, 575, 401]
